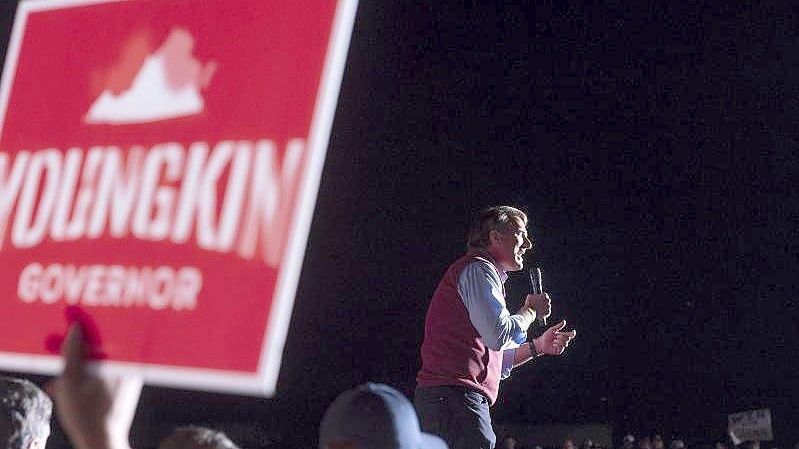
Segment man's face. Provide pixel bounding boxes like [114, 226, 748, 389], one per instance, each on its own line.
[488, 217, 532, 272]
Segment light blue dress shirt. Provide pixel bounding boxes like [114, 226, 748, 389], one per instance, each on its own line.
[456, 258, 528, 379]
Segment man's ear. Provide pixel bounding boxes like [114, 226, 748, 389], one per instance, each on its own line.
[488, 229, 503, 246]
[27, 436, 48, 449]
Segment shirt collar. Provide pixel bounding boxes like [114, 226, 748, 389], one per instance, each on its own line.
[470, 249, 508, 283]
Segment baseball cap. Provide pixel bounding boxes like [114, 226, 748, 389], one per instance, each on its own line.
[319, 383, 448, 449]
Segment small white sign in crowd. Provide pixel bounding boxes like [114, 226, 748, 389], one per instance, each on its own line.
[728, 408, 774, 445]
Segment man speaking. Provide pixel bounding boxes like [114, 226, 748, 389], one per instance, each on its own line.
[415, 206, 577, 449]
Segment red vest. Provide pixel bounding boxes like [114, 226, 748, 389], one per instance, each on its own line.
[416, 251, 504, 404]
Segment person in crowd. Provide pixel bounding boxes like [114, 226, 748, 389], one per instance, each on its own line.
[415, 206, 577, 449]
[713, 441, 727, 449]
[0, 376, 52, 449]
[639, 437, 653, 449]
[620, 435, 635, 449]
[319, 382, 447, 449]
[670, 439, 686, 449]
[499, 436, 519, 449]
[564, 439, 576, 449]
[158, 427, 239, 449]
[653, 435, 665, 449]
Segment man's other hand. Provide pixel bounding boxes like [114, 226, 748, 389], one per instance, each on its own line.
[524, 293, 552, 322]
[533, 320, 576, 356]
[47, 324, 142, 449]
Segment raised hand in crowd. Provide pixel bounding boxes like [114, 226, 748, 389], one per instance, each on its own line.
[47, 324, 142, 449]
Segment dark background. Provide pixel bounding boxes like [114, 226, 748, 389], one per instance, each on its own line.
[1, 2, 797, 449]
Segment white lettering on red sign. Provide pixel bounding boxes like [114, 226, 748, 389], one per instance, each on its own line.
[18, 263, 202, 311]
[0, 139, 303, 265]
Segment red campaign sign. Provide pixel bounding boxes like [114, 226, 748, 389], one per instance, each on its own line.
[0, 0, 357, 395]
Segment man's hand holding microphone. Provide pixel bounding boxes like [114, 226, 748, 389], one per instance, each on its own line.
[524, 293, 552, 325]
[525, 292, 576, 356]
[514, 291, 552, 331]
[528, 267, 576, 356]
[512, 290, 576, 367]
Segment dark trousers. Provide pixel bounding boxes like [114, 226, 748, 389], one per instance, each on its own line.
[414, 386, 496, 449]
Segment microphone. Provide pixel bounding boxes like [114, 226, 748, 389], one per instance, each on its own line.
[529, 267, 547, 325]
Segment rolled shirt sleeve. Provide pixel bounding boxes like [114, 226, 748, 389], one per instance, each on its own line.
[457, 259, 529, 352]
[501, 348, 517, 379]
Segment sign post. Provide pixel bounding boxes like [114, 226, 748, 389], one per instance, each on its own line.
[0, 0, 358, 396]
